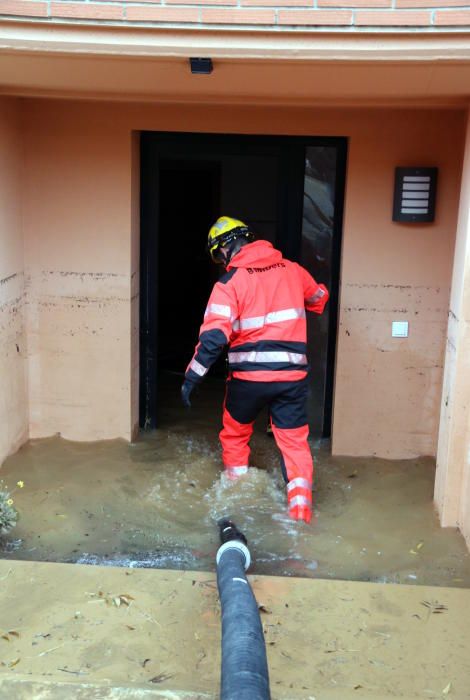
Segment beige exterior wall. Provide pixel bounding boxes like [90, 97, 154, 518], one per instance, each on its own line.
[19, 99, 464, 458]
[435, 109, 470, 545]
[333, 109, 464, 457]
[22, 101, 137, 441]
[0, 96, 28, 465]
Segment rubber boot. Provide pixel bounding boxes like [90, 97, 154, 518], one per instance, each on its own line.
[225, 465, 249, 481]
[287, 477, 312, 523]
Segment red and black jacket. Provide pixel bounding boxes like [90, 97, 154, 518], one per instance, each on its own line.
[185, 240, 329, 384]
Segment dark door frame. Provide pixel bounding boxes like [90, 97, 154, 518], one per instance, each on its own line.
[140, 131, 347, 435]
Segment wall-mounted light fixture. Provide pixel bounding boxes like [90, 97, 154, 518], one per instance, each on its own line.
[190, 57, 213, 75]
[393, 167, 438, 223]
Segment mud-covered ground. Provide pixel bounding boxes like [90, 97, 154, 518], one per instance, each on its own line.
[1, 375, 470, 588]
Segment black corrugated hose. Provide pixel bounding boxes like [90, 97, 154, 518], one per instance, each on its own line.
[216, 519, 271, 700]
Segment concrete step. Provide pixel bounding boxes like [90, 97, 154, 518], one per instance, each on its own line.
[0, 560, 468, 699]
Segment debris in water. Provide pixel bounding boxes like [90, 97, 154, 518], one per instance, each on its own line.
[0, 483, 18, 535]
[410, 540, 425, 555]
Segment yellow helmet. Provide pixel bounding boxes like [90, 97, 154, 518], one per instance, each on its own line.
[207, 216, 254, 263]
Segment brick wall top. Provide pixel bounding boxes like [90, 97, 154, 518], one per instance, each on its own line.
[1, 0, 470, 29]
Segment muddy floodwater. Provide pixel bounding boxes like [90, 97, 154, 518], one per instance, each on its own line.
[1, 376, 470, 588]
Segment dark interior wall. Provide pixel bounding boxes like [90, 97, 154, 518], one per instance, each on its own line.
[220, 155, 278, 243]
[157, 161, 220, 372]
[157, 154, 279, 375]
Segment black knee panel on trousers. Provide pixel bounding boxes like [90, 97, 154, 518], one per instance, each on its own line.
[225, 377, 309, 429]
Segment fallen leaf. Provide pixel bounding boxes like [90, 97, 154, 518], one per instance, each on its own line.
[416, 541, 424, 551]
[442, 681, 451, 695]
[142, 658, 151, 668]
[8, 631, 19, 638]
[37, 643, 65, 657]
[421, 600, 448, 614]
[126, 625, 136, 631]
[8, 658, 20, 668]
[57, 667, 88, 676]
[119, 594, 135, 606]
[149, 673, 174, 684]
[1, 635, 10, 642]
[409, 550, 417, 555]
[258, 605, 272, 614]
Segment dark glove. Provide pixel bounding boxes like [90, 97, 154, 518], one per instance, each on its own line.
[181, 380, 195, 409]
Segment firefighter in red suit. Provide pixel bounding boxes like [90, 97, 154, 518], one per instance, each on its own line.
[181, 216, 329, 523]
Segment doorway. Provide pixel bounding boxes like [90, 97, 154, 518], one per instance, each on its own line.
[140, 132, 347, 438]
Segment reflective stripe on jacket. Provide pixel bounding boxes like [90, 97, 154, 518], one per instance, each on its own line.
[185, 240, 329, 384]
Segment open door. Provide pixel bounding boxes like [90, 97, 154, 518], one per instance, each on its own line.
[140, 132, 347, 437]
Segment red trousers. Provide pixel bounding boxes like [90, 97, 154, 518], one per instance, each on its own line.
[220, 377, 314, 493]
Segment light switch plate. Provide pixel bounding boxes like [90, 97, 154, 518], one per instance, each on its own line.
[392, 321, 409, 338]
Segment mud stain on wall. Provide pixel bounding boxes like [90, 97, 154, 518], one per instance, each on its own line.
[25, 269, 136, 443]
[334, 282, 450, 459]
[0, 272, 28, 463]
[0, 272, 19, 286]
